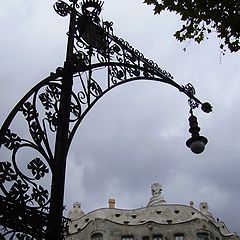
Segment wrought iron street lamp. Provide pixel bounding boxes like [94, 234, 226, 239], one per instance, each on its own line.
[186, 112, 208, 154]
[0, 0, 212, 239]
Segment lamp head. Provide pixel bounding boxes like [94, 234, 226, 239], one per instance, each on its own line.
[186, 136, 208, 154]
[186, 113, 208, 154]
[81, 0, 104, 17]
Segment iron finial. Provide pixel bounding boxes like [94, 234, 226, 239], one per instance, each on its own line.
[81, 0, 104, 16]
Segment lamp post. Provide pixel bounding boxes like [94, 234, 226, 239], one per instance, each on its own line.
[0, 0, 212, 239]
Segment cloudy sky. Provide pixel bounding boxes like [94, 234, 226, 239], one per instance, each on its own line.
[1, 0, 240, 235]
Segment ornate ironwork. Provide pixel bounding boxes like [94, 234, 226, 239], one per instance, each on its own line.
[0, 75, 61, 240]
[0, 0, 212, 239]
[54, 0, 71, 16]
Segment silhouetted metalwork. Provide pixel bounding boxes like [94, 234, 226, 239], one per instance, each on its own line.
[0, 0, 212, 239]
[186, 112, 208, 154]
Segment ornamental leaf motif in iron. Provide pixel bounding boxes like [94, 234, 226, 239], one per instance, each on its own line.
[27, 158, 49, 180]
[39, 92, 53, 110]
[0, 161, 17, 184]
[70, 103, 81, 118]
[46, 111, 59, 129]
[2, 129, 21, 150]
[8, 180, 30, 204]
[31, 185, 49, 206]
[46, 83, 61, 100]
[21, 102, 39, 122]
[29, 121, 44, 145]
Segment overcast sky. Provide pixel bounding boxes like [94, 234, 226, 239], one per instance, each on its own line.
[1, 0, 240, 235]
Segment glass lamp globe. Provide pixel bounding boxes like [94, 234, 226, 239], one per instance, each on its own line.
[190, 140, 206, 154]
[186, 135, 208, 154]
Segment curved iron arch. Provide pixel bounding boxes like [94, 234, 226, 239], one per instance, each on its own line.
[67, 70, 203, 149]
[0, 1, 212, 239]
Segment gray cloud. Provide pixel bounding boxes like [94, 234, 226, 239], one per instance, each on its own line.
[1, 0, 239, 236]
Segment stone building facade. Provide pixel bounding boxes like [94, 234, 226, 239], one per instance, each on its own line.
[66, 183, 239, 240]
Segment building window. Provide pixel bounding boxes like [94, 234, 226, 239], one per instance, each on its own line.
[153, 235, 162, 240]
[122, 236, 134, 240]
[143, 237, 149, 240]
[91, 233, 103, 240]
[175, 234, 184, 240]
[197, 233, 209, 240]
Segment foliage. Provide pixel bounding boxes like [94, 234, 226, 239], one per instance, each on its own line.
[143, 0, 240, 53]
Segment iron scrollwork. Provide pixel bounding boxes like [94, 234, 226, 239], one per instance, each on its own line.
[0, 74, 81, 239]
[0, 78, 55, 239]
[182, 83, 199, 110]
[0, 68, 90, 239]
[54, 0, 71, 17]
